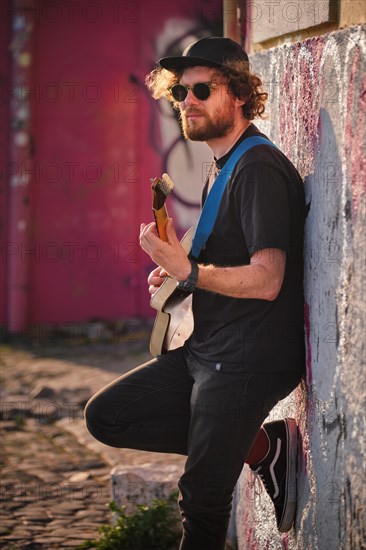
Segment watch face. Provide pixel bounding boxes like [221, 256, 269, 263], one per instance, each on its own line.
[178, 280, 195, 293]
[177, 260, 198, 293]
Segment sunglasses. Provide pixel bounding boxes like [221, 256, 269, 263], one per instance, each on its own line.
[168, 81, 219, 102]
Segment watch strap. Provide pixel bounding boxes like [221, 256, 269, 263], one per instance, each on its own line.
[177, 260, 199, 292]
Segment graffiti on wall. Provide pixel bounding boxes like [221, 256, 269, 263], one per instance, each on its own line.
[234, 24, 366, 550]
[131, 16, 222, 232]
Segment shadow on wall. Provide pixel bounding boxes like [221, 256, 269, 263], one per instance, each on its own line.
[299, 106, 344, 544]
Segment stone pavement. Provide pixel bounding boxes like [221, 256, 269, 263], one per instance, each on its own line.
[0, 336, 186, 549]
[1, 416, 112, 549]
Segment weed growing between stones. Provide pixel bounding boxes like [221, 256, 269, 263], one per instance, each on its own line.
[77, 494, 181, 550]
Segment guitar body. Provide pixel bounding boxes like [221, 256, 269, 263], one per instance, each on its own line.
[149, 227, 195, 356]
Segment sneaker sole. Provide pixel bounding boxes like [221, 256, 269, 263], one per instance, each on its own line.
[278, 418, 298, 532]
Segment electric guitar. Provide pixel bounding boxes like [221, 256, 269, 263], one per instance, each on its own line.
[149, 174, 195, 356]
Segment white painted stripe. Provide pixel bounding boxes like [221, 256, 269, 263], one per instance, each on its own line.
[269, 438, 282, 499]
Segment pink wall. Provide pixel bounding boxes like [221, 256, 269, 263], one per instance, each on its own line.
[30, 6, 142, 324]
[0, 6, 12, 326]
[2, 0, 222, 330]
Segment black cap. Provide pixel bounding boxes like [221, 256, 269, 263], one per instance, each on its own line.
[159, 36, 249, 72]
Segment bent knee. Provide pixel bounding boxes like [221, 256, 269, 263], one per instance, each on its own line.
[84, 394, 100, 428]
[84, 394, 111, 443]
[83, 392, 130, 449]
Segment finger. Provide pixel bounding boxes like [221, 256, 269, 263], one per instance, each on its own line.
[140, 223, 157, 251]
[149, 285, 160, 295]
[140, 222, 155, 237]
[150, 266, 162, 278]
[139, 223, 147, 243]
[145, 221, 158, 233]
[148, 274, 163, 286]
[143, 223, 160, 243]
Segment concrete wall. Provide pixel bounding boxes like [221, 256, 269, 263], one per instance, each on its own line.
[235, 25, 366, 549]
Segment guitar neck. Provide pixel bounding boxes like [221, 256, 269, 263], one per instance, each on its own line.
[153, 204, 169, 242]
[151, 173, 174, 243]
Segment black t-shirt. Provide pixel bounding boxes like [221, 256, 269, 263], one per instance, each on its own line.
[186, 123, 306, 372]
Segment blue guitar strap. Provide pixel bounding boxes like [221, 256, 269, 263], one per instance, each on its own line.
[189, 136, 278, 260]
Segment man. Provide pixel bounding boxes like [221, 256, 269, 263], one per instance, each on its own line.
[85, 37, 306, 549]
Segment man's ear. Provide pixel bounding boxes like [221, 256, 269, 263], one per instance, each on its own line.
[234, 95, 246, 108]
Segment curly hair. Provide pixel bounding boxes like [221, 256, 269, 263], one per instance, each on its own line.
[145, 58, 268, 120]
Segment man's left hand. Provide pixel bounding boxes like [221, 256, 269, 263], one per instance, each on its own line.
[139, 218, 192, 282]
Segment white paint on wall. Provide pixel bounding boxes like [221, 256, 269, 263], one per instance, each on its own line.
[234, 24, 366, 550]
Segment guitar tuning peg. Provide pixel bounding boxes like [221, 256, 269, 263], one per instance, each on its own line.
[161, 173, 174, 190]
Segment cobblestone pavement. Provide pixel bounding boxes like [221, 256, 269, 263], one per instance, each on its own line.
[1, 417, 112, 549]
[0, 338, 185, 549]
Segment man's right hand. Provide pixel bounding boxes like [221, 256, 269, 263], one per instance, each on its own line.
[147, 267, 168, 295]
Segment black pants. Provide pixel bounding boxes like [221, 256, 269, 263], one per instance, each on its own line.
[84, 346, 302, 550]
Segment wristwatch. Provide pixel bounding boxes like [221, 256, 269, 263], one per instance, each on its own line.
[177, 260, 199, 293]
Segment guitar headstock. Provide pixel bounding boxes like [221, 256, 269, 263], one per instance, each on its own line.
[151, 173, 174, 210]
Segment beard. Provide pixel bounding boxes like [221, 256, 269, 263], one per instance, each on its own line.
[180, 104, 236, 141]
